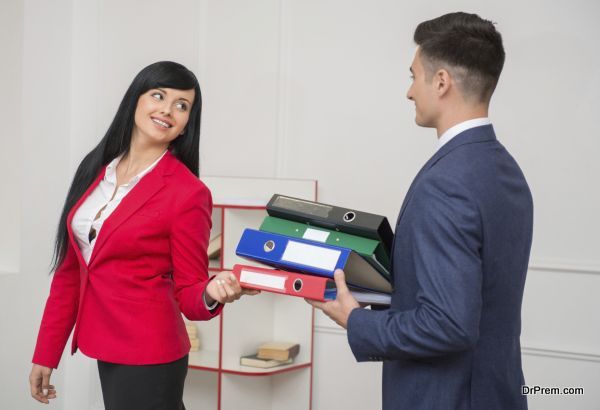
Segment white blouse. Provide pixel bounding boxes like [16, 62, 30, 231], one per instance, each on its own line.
[71, 151, 167, 264]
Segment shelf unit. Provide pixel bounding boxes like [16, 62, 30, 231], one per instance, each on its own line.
[184, 176, 317, 410]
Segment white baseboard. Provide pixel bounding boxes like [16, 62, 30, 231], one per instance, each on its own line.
[522, 346, 600, 363]
[314, 327, 600, 363]
[529, 258, 600, 275]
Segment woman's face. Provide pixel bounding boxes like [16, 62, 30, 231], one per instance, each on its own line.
[133, 87, 196, 146]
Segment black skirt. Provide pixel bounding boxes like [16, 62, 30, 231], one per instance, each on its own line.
[97, 354, 188, 410]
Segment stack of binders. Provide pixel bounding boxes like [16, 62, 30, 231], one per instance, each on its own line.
[234, 194, 394, 305]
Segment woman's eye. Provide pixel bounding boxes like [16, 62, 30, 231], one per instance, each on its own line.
[176, 102, 188, 111]
[151, 92, 163, 100]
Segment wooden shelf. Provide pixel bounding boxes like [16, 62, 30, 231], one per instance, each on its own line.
[185, 176, 317, 410]
[221, 355, 312, 376]
[188, 350, 220, 372]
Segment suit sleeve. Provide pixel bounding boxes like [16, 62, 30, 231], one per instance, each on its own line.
[32, 240, 81, 369]
[347, 173, 483, 360]
[170, 184, 223, 320]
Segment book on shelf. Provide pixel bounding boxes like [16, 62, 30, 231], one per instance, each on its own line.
[208, 234, 222, 260]
[185, 322, 198, 337]
[185, 321, 200, 351]
[189, 337, 200, 352]
[257, 342, 300, 361]
[240, 354, 294, 369]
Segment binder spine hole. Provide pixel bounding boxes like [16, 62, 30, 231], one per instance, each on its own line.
[264, 240, 275, 252]
[343, 211, 356, 222]
[293, 279, 303, 292]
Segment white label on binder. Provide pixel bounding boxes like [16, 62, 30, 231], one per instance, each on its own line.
[303, 228, 329, 243]
[240, 269, 286, 290]
[281, 241, 341, 271]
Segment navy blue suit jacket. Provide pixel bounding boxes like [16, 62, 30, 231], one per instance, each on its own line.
[347, 125, 533, 410]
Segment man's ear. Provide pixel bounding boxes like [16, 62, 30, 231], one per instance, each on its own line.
[434, 68, 451, 97]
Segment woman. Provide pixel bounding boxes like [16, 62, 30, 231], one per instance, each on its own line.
[29, 61, 257, 409]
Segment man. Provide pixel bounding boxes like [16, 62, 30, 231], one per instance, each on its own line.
[308, 12, 533, 410]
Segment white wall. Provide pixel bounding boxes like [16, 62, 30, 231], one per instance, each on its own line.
[0, 0, 23, 273]
[2, 0, 599, 409]
[1, 1, 73, 409]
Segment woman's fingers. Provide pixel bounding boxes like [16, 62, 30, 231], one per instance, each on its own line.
[41, 372, 52, 402]
[29, 371, 39, 397]
[216, 279, 228, 301]
[32, 393, 48, 404]
[220, 279, 240, 302]
[227, 274, 243, 299]
[30, 365, 54, 404]
[211, 272, 260, 304]
[30, 376, 47, 403]
[224, 274, 243, 297]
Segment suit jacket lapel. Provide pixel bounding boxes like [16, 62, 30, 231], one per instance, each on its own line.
[395, 124, 497, 228]
[395, 155, 436, 228]
[87, 151, 176, 267]
[388, 154, 436, 282]
[67, 168, 107, 268]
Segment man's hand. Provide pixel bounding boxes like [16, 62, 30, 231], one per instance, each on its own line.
[29, 364, 56, 404]
[306, 269, 360, 329]
[205, 271, 260, 305]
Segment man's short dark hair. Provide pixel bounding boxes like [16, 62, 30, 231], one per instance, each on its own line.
[414, 12, 505, 103]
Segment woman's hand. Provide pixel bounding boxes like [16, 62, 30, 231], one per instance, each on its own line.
[205, 271, 260, 305]
[29, 364, 56, 404]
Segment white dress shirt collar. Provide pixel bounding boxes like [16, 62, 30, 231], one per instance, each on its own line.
[438, 117, 491, 150]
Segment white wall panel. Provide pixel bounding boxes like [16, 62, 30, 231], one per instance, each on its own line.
[199, 0, 282, 178]
[0, 1, 74, 409]
[284, 0, 424, 220]
[0, 0, 23, 273]
[494, 0, 600, 264]
[312, 327, 382, 410]
[522, 268, 600, 355]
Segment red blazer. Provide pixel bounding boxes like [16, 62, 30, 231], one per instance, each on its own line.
[33, 151, 221, 368]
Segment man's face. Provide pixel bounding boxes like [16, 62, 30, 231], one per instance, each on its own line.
[406, 48, 439, 128]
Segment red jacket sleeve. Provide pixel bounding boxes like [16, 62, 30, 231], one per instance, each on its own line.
[170, 184, 223, 320]
[32, 240, 81, 369]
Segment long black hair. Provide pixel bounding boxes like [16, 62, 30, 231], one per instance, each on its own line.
[51, 61, 202, 272]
